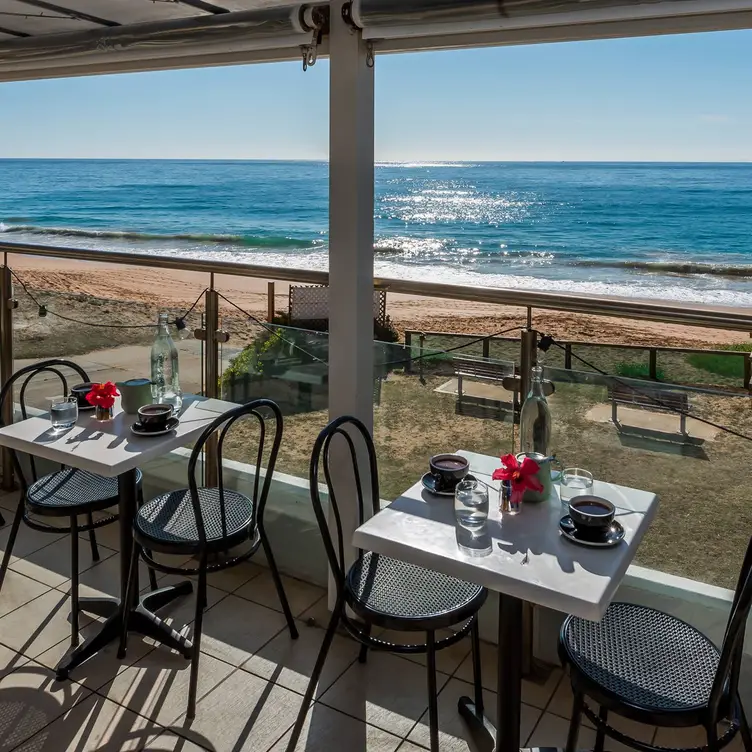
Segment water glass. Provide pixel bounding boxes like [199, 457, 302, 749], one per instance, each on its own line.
[454, 479, 489, 530]
[50, 396, 78, 432]
[559, 468, 594, 504]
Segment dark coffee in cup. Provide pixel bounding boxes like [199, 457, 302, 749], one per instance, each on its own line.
[70, 383, 94, 408]
[137, 404, 173, 431]
[429, 453, 469, 492]
[568, 496, 615, 533]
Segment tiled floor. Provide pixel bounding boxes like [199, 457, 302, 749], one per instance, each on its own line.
[0, 491, 739, 751]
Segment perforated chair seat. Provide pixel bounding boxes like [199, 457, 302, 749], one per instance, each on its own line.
[134, 487, 255, 555]
[346, 551, 487, 632]
[560, 602, 724, 726]
[27, 467, 142, 516]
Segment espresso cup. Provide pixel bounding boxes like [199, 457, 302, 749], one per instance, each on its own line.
[137, 404, 173, 431]
[69, 382, 95, 408]
[568, 496, 615, 532]
[429, 453, 469, 492]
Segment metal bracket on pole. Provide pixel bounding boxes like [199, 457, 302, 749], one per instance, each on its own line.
[0, 266, 15, 490]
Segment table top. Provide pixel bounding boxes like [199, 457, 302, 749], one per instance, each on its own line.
[0, 396, 237, 478]
[353, 450, 658, 621]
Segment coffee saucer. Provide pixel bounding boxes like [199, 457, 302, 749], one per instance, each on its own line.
[131, 417, 179, 437]
[422, 473, 476, 497]
[559, 516, 625, 548]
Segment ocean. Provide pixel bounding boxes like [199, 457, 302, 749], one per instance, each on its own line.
[1, 159, 751, 307]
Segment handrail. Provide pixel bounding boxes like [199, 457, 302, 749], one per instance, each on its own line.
[3, 239, 752, 332]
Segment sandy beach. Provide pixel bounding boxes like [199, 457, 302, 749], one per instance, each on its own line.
[6, 253, 751, 349]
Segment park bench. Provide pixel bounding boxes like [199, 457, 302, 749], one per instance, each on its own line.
[608, 382, 689, 435]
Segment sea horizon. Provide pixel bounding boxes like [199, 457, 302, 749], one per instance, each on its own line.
[2, 159, 751, 308]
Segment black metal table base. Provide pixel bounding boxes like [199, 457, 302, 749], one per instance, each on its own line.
[56, 581, 193, 680]
[458, 592, 532, 752]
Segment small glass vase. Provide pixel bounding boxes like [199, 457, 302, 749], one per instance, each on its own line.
[95, 405, 113, 421]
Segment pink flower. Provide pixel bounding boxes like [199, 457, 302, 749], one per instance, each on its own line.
[492, 453, 543, 503]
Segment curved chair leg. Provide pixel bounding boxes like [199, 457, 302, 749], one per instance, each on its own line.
[595, 706, 608, 752]
[287, 598, 344, 752]
[358, 623, 372, 664]
[0, 497, 24, 592]
[565, 691, 585, 752]
[738, 697, 752, 752]
[259, 529, 298, 639]
[86, 512, 100, 562]
[70, 515, 80, 647]
[117, 543, 141, 660]
[470, 617, 484, 715]
[426, 630, 440, 752]
[0, 510, 5, 527]
[706, 722, 720, 752]
[187, 565, 208, 720]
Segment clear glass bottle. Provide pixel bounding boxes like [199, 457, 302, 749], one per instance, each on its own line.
[519, 365, 551, 456]
[150, 313, 182, 411]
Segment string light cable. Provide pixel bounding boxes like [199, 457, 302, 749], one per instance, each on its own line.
[9, 268, 206, 330]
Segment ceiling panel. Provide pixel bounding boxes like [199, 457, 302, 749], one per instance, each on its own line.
[48, 0, 211, 25]
[0, 0, 98, 34]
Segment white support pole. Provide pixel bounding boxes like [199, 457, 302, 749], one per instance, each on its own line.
[327, 2, 375, 605]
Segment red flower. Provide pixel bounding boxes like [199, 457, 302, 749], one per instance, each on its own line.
[86, 382, 120, 410]
[492, 453, 543, 503]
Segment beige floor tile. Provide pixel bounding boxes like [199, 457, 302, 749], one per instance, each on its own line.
[11, 692, 165, 752]
[62, 553, 157, 600]
[205, 560, 264, 593]
[396, 744, 427, 752]
[0, 522, 66, 564]
[547, 672, 594, 726]
[0, 589, 93, 659]
[407, 677, 540, 751]
[146, 577, 227, 634]
[172, 668, 305, 751]
[269, 702, 403, 752]
[10, 537, 117, 589]
[138, 731, 211, 751]
[319, 652, 451, 738]
[198, 594, 289, 667]
[375, 628, 472, 676]
[236, 570, 325, 617]
[0, 642, 29, 678]
[529, 711, 597, 748]
[454, 640, 563, 709]
[242, 619, 359, 698]
[100, 648, 234, 727]
[0, 662, 92, 750]
[35, 625, 154, 692]
[0, 570, 50, 620]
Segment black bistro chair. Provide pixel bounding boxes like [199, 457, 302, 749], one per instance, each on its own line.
[289, 416, 488, 752]
[0, 359, 157, 648]
[559, 535, 752, 752]
[119, 398, 299, 719]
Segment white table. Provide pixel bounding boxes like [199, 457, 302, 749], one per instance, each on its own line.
[353, 450, 658, 752]
[0, 394, 234, 679]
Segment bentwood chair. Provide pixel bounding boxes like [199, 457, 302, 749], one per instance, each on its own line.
[289, 415, 488, 752]
[119, 398, 299, 719]
[0, 359, 157, 648]
[559, 535, 752, 752]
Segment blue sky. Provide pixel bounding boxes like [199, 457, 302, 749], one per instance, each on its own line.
[1, 29, 751, 161]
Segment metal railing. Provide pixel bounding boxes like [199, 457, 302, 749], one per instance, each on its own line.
[404, 329, 752, 391]
[1, 238, 751, 491]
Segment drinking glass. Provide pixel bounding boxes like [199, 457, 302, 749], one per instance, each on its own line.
[49, 396, 78, 432]
[454, 479, 489, 530]
[559, 468, 594, 504]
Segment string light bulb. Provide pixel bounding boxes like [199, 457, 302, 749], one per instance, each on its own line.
[174, 317, 192, 340]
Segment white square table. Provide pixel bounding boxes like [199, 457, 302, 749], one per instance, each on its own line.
[353, 450, 658, 752]
[0, 394, 235, 679]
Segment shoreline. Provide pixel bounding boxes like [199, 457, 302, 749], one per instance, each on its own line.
[6, 254, 751, 347]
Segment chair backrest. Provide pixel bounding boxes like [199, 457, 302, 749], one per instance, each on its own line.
[0, 359, 89, 492]
[708, 535, 752, 720]
[308, 415, 380, 599]
[186, 398, 283, 549]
